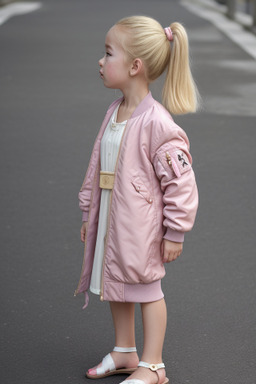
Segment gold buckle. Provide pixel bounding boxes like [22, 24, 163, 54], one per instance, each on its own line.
[99, 171, 115, 190]
[149, 364, 158, 371]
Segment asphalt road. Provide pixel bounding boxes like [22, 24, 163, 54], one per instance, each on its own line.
[1, 1, 256, 384]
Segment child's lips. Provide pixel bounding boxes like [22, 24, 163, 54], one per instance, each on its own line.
[99, 71, 103, 78]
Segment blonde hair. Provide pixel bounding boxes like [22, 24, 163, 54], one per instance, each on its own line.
[115, 16, 199, 115]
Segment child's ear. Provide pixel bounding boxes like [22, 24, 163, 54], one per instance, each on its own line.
[129, 58, 143, 76]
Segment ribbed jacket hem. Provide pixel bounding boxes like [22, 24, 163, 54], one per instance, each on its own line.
[102, 279, 164, 303]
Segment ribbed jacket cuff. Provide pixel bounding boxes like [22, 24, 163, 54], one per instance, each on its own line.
[164, 228, 184, 243]
[82, 211, 89, 222]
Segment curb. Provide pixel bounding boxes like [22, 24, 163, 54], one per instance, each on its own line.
[185, 0, 256, 34]
[181, 0, 256, 60]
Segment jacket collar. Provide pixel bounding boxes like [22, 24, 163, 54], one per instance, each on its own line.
[131, 91, 155, 118]
[107, 92, 155, 122]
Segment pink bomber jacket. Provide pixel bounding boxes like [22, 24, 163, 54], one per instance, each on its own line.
[75, 92, 198, 304]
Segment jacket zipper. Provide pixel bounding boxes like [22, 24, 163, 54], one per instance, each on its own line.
[100, 121, 129, 301]
[74, 163, 100, 296]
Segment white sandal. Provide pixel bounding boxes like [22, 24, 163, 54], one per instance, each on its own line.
[119, 361, 169, 384]
[86, 346, 138, 379]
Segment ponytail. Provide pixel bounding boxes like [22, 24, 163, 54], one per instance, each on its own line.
[162, 22, 199, 114]
[115, 16, 199, 115]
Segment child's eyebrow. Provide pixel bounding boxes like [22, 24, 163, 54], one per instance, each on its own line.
[105, 44, 113, 50]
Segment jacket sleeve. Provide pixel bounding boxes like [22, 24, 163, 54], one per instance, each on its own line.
[78, 170, 94, 222]
[153, 141, 198, 243]
[78, 186, 91, 222]
[78, 149, 100, 222]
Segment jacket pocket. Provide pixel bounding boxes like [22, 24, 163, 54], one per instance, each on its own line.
[131, 176, 153, 204]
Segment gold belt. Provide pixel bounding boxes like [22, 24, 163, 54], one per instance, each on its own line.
[99, 171, 115, 190]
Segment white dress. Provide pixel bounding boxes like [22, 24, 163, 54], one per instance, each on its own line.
[90, 105, 127, 295]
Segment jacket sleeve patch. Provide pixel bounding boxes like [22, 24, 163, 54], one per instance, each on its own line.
[155, 144, 191, 179]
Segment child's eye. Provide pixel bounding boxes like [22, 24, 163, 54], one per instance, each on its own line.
[105, 52, 111, 57]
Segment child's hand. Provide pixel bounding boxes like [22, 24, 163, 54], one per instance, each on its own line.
[80, 222, 88, 243]
[161, 239, 183, 263]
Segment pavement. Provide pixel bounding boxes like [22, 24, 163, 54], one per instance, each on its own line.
[0, 1, 256, 384]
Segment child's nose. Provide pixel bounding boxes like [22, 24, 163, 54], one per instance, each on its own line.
[99, 57, 103, 67]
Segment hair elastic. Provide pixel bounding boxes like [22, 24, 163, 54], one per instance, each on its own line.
[164, 27, 173, 42]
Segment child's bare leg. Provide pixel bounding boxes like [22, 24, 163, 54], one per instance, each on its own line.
[110, 302, 136, 347]
[87, 302, 139, 375]
[125, 298, 167, 384]
[110, 302, 139, 368]
[141, 299, 167, 362]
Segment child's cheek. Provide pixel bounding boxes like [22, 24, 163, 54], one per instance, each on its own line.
[106, 66, 115, 80]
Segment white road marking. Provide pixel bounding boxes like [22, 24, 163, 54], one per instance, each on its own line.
[181, 0, 256, 60]
[0, 2, 41, 26]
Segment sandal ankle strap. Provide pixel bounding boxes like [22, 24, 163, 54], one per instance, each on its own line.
[113, 346, 137, 353]
[138, 361, 165, 371]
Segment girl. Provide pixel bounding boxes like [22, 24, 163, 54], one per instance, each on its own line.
[75, 15, 199, 384]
